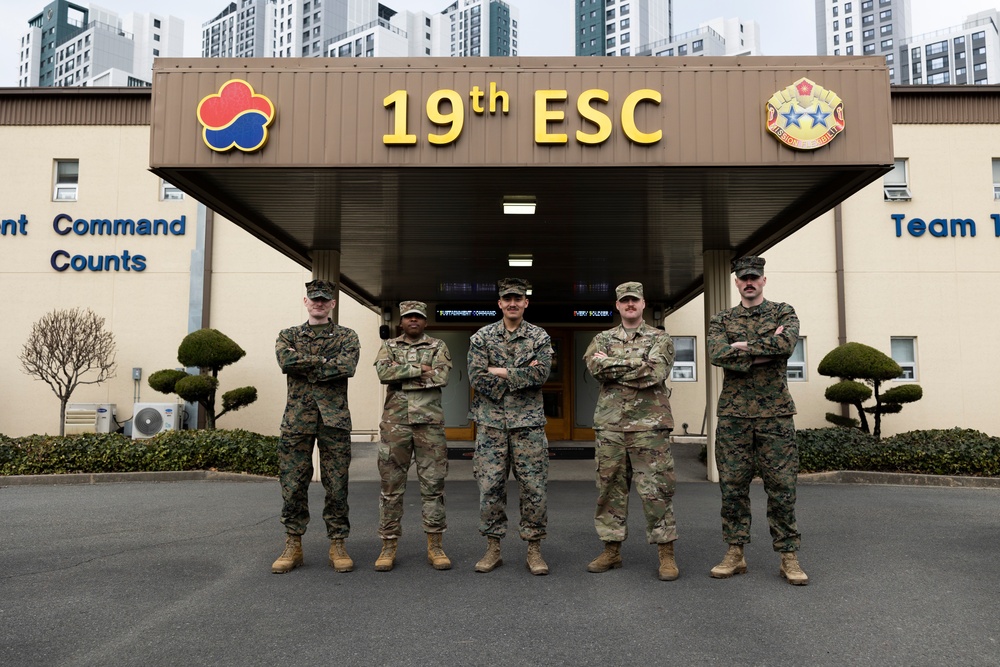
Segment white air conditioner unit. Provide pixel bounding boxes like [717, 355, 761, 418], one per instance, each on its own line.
[65, 403, 117, 435]
[132, 403, 184, 440]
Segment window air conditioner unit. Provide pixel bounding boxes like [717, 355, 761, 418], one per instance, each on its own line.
[64, 403, 117, 435]
[131, 403, 184, 440]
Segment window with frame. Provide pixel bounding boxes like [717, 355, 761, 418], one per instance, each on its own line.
[786, 338, 807, 381]
[890, 337, 917, 380]
[862, 14, 873, 25]
[671, 336, 697, 382]
[160, 179, 183, 200]
[884, 158, 911, 201]
[53, 159, 78, 201]
[993, 158, 1000, 199]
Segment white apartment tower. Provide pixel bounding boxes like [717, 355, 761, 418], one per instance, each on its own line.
[896, 11, 1000, 85]
[815, 0, 910, 83]
[324, 0, 519, 60]
[637, 16, 761, 57]
[19, 1, 183, 87]
[202, 0, 271, 58]
[575, 0, 672, 57]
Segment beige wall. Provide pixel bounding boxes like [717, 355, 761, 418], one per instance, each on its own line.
[0, 123, 383, 438]
[664, 122, 1000, 437]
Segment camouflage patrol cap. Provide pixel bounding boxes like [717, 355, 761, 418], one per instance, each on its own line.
[732, 256, 765, 279]
[399, 300, 428, 318]
[498, 278, 530, 296]
[305, 279, 336, 300]
[615, 281, 644, 300]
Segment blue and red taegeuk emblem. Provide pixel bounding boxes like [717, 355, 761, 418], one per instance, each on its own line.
[765, 78, 844, 151]
[196, 79, 275, 153]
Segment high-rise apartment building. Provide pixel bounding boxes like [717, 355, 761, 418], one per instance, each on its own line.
[637, 17, 761, 57]
[18, 0, 183, 87]
[202, 0, 271, 58]
[19, 0, 89, 86]
[575, 0, 672, 57]
[895, 11, 999, 85]
[815, 0, 910, 83]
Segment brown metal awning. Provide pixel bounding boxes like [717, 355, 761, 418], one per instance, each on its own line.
[149, 56, 894, 311]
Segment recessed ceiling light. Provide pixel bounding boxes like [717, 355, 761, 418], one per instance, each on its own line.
[503, 195, 536, 214]
[508, 254, 533, 267]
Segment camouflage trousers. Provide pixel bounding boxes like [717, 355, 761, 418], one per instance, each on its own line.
[377, 421, 448, 538]
[594, 429, 677, 544]
[715, 415, 800, 551]
[473, 424, 548, 541]
[278, 426, 351, 539]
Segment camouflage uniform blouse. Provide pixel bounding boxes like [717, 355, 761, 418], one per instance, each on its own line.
[584, 322, 675, 432]
[275, 321, 360, 433]
[708, 299, 799, 418]
[468, 320, 552, 429]
[373, 333, 452, 425]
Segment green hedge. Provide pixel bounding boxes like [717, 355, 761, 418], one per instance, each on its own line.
[0, 430, 279, 477]
[798, 427, 1000, 476]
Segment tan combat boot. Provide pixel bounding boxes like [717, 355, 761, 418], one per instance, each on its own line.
[474, 536, 503, 573]
[374, 538, 397, 572]
[779, 552, 809, 586]
[271, 534, 303, 574]
[587, 541, 623, 573]
[710, 544, 748, 579]
[426, 533, 452, 570]
[526, 540, 549, 576]
[329, 538, 354, 572]
[657, 542, 679, 581]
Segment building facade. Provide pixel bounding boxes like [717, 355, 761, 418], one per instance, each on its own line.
[3, 79, 999, 447]
[576, 0, 672, 57]
[18, 0, 184, 88]
[637, 17, 761, 57]
[895, 11, 1000, 85]
[815, 0, 910, 83]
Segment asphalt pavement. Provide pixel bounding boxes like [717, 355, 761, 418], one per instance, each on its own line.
[2, 442, 999, 666]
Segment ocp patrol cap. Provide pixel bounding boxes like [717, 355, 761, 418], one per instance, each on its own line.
[399, 300, 428, 318]
[615, 281, 644, 300]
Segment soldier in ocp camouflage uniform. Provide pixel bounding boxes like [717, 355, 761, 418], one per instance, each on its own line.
[468, 278, 553, 576]
[584, 282, 680, 581]
[270, 279, 360, 575]
[707, 256, 808, 585]
[372, 300, 453, 572]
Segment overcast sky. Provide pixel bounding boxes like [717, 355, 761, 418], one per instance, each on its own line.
[2, 0, 995, 86]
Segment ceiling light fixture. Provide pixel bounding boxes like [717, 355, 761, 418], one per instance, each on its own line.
[503, 195, 536, 215]
[508, 254, 533, 267]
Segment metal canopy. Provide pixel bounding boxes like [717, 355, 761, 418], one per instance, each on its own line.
[159, 163, 882, 311]
[149, 56, 894, 312]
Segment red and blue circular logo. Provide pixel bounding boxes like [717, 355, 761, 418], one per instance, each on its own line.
[196, 79, 275, 153]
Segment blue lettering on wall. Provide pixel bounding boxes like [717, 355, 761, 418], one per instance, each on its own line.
[891, 214, 976, 238]
[1, 214, 29, 235]
[993, 214, 1000, 237]
[51, 249, 147, 272]
[52, 213, 186, 236]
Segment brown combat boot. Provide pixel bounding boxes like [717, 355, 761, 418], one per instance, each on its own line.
[374, 538, 397, 572]
[271, 534, 303, 574]
[657, 542, 679, 581]
[587, 541, 623, 573]
[779, 551, 809, 586]
[474, 536, 503, 573]
[710, 544, 748, 579]
[426, 533, 452, 570]
[329, 538, 354, 573]
[526, 540, 549, 576]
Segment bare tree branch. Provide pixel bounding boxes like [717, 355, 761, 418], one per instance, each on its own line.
[18, 308, 117, 435]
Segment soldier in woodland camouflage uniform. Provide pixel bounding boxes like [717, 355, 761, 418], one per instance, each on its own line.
[468, 278, 553, 576]
[372, 300, 453, 572]
[584, 282, 680, 581]
[707, 256, 808, 585]
[271, 279, 360, 575]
